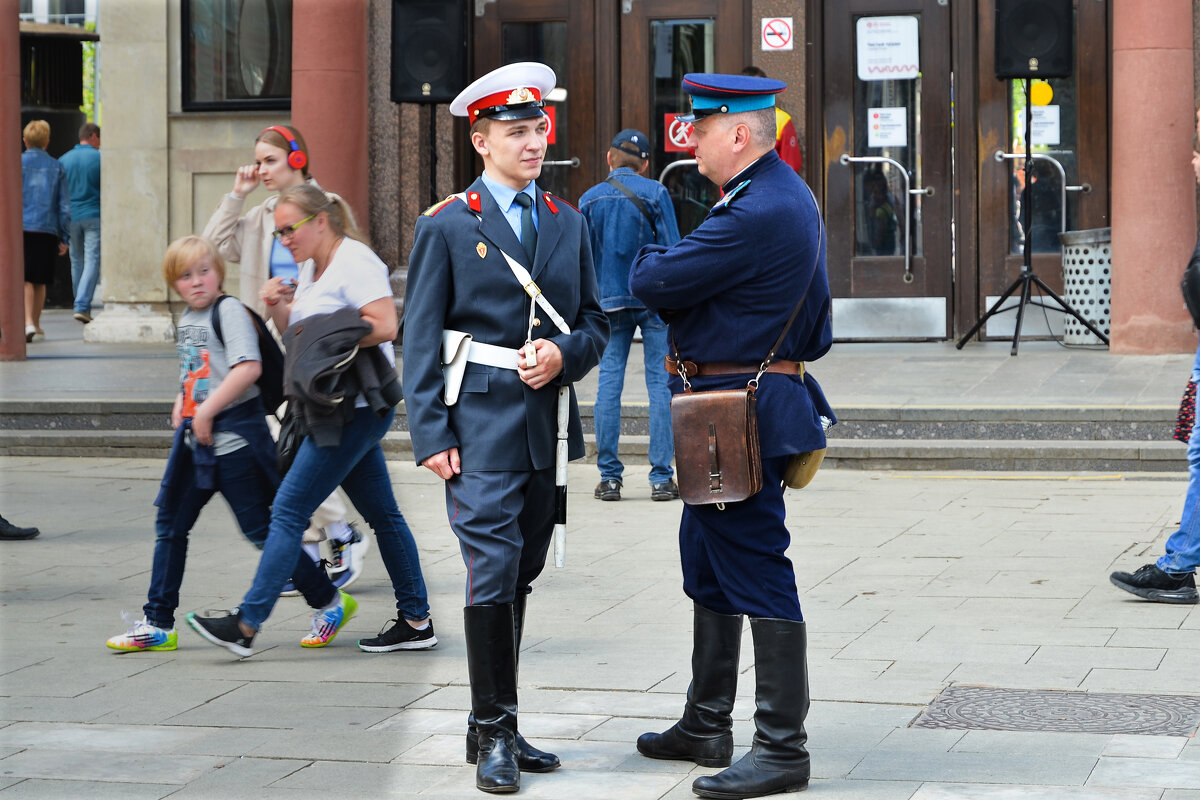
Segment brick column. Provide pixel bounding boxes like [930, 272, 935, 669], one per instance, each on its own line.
[1, 6, 25, 360]
[1109, 0, 1196, 353]
[292, 0, 370, 236]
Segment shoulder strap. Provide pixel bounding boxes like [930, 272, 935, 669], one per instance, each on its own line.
[604, 176, 657, 242]
[760, 183, 825, 372]
[211, 293, 233, 345]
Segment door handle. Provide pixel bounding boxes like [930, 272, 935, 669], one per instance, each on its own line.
[994, 150, 1091, 236]
[837, 154, 934, 284]
[542, 157, 580, 168]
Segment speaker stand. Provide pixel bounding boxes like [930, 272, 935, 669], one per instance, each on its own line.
[956, 78, 1109, 355]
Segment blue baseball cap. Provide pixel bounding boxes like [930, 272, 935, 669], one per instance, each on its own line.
[611, 128, 650, 159]
[677, 73, 786, 123]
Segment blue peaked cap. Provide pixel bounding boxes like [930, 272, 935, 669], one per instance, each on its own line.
[677, 73, 786, 122]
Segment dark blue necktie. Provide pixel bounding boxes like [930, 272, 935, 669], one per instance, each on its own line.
[513, 192, 537, 262]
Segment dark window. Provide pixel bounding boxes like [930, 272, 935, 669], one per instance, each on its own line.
[182, 0, 292, 111]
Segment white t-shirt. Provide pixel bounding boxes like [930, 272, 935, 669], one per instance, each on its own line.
[288, 237, 396, 405]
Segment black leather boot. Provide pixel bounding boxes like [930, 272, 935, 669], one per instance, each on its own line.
[637, 603, 743, 767]
[692, 617, 810, 799]
[466, 592, 561, 772]
[464, 604, 520, 793]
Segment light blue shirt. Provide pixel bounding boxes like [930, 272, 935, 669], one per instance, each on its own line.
[481, 172, 538, 245]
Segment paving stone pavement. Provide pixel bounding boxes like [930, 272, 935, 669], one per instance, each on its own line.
[2, 455, 1199, 799]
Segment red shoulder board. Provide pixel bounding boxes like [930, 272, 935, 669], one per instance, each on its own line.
[422, 196, 457, 217]
[544, 193, 578, 214]
[467, 191, 483, 213]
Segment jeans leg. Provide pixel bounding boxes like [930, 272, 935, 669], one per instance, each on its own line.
[73, 218, 100, 314]
[1159, 347, 1200, 574]
[638, 309, 675, 485]
[215, 446, 274, 550]
[68, 219, 85, 299]
[595, 311, 634, 482]
[144, 471, 216, 630]
[341, 442, 431, 621]
[237, 408, 387, 629]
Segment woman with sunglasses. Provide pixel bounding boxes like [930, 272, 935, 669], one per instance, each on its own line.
[202, 125, 369, 592]
[188, 184, 436, 656]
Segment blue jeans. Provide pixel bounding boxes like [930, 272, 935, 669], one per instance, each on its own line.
[238, 406, 431, 630]
[69, 217, 100, 314]
[1159, 341, 1200, 575]
[144, 445, 273, 630]
[594, 308, 674, 485]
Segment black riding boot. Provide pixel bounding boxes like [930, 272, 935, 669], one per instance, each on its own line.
[692, 617, 810, 799]
[637, 603, 743, 767]
[464, 604, 520, 794]
[466, 592, 561, 772]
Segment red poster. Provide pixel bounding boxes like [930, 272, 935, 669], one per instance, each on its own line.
[544, 105, 557, 145]
[664, 113, 693, 153]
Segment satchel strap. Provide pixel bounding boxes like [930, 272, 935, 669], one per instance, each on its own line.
[674, 182, 824, 392]
[604, 176, 658, 242]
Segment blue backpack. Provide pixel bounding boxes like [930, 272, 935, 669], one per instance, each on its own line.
[211, 294, 286, 417]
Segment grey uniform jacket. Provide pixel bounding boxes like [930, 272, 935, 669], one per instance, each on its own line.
[402, 178, 608, 472]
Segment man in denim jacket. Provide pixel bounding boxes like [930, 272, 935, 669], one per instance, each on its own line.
[579, 129, 682, 502]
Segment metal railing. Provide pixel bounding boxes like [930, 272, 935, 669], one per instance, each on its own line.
[993, 150, 1091, 235]
[837, 155, 934, 283]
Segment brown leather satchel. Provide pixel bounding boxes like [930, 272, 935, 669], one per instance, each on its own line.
[670, 184, 825, 505]
[671, 387, 762, 505]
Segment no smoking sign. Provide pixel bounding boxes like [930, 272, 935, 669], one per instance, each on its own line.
[761, 17, 793, 51]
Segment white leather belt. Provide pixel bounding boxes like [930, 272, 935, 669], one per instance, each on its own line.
[465, 339, 520, 370]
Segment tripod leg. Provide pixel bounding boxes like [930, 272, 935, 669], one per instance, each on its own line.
[955, 275, 1027, 350]
[1009, 274, 1035, 356]
[1029, 274, 1111, 345]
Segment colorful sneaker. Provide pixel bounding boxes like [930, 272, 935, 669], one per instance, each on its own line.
[186, 609, 256, 657]
[300, 591, 357, 647]
[358, 618, 438, 652]
[106, 617, 177, 652]
[328, 526, 369, 591]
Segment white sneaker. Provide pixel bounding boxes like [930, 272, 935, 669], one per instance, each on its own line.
[328, 525, 369, 592]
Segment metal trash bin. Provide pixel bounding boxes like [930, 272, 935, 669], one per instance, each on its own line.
[1058, 227, 1112, 345]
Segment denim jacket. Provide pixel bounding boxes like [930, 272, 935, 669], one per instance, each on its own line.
[579, 167, 681, 312]
[21, 148, 70, 243]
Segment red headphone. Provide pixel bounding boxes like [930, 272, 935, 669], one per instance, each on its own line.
[262, 125, 307, 171]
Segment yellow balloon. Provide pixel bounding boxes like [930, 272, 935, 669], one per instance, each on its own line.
[1030, 81, 1054, 106]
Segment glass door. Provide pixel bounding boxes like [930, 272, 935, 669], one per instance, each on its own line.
[822, 0, 952, 340]
[973, 0, 1110, 340]
[474, 0, 601, 203]
[620, 0, 746, 235]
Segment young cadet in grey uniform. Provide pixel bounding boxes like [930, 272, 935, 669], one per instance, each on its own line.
[402, 62, 608, 794]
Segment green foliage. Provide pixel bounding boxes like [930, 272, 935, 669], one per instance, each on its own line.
[80, 21, 98, 124]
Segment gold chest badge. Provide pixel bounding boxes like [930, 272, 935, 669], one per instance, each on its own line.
[476, 242, 487, 259]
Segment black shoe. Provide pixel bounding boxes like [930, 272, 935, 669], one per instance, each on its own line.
[651, 480, 680, 501]
[0, 514, 39, 540]
[594, 479, 622, 501]
[1110, 564, 1198, 604]
[358, 618, 437, 652]
[186, 609, 256, 657]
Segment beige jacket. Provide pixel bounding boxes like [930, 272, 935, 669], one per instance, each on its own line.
[201, 177, 319, 315]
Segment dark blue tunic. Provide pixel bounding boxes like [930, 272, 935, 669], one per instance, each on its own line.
[630, 149, 835, 620]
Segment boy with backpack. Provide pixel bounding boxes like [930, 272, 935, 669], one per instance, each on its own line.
[106, 236, 300, 651]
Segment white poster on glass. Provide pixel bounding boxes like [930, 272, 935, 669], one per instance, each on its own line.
[856, 16, 920, 81]
[1030, 106, 1061, 146]
[867, 107, 908, 148]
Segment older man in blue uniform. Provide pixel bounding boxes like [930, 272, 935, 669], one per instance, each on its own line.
[403, 62, 607, 794]
[631, 73, 834, 799]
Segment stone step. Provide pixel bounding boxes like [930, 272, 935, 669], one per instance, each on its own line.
[0, 428, 1185, 472]
[0, 400, 1178, 439]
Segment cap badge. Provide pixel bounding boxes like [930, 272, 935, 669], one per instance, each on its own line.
[476, 242, 488, 259]
[506, 87, 534, 104]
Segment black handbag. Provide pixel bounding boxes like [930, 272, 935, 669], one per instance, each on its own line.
[1181, 239, 1200, 329]
[276, 402, 305, 476]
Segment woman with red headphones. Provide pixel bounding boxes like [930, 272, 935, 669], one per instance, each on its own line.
[202, 125, 369, 594]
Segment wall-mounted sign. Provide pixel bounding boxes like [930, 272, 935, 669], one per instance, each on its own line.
[1031, 105, 1060, 146]
[761, 17, 793, 51]
[664, 114, 693, 153]
[857, 16, 919, 81]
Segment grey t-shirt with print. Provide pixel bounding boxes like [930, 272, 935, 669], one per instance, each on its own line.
[176, 297, 261, 455]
